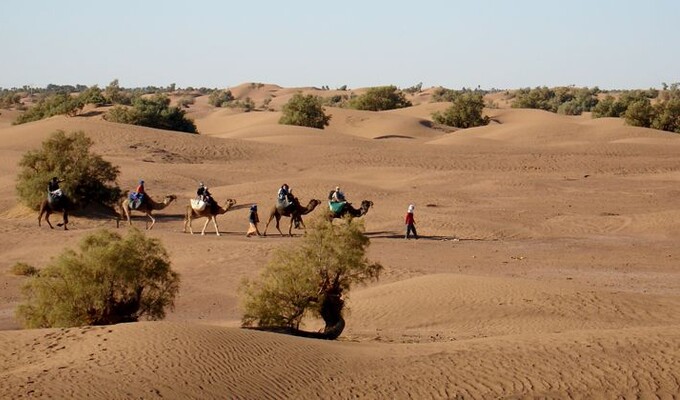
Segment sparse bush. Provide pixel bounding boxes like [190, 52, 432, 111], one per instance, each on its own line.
[104, 79, 131, 105]
[227, 97, 255, 112]
[403, 82, 423, 94]
[16, 229, 179, 328]
[431, 93, 490, 128]
[10, 263, 39, 276]
[431, 87, 460, 103]
[105, 94, 198, 133]
[337, 85, 348, 91]
[279, 93, 331, 129]
[16, 130, 121, 209]
[0, 92, 22, 109]
[208, 89, 234, 107]
[14, 93, 84, 124]
[241, 218, 382, 339]
[78, 86, 106, 106]
[177, 96, 195, 108]
[348, 85, 412, 111]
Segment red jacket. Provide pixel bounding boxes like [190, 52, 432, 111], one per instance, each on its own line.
[405, 212, 415, 225]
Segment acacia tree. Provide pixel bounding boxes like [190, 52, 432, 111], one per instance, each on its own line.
[17, 229, 179, 328]
[16, 130, 121, 209]
[279, 93, 331, 129]
[241, 217, 382, 339]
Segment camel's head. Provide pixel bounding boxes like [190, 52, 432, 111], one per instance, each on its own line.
[309, 199, 321, 208]
[164, 195, 177, 204]
[224, 198, 237, 208]
[361, 200, 373, 210]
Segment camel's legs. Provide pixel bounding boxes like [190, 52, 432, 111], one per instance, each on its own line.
[124, 208, 132, 226]
[147, 213, 156, 230]
[263, 214, 276, 236]
[211, 216, 221, 236]
[274, 215, 284, 236]
[201, 217, 211, 235]
[56, 211, 68, 230]
[44, 211, 54, 229]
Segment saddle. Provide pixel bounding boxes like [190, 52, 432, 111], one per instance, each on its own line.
[47, 190, 64, 207]
[191, 198, 207, 211]
[128, 192, 145, 210]
[328, 201, 346, 214]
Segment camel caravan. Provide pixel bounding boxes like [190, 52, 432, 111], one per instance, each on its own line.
[39, 179, 373, 236]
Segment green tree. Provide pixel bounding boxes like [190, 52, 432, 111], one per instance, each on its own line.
[348, 85, 412, 111]
[279, 93, 331, 129]
[241, 217, 382, 339]
[652, 99, 680, 133]
[431, 93, 490, 128]
[592, 96, 627, 118]
[105, 94, 198, 133]
[16, 130, 121, 209]
[16, 229, 179, 328]
[624, 99, 654, 127]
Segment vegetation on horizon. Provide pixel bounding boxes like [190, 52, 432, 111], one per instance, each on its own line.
[348, 85, 412, 111]
[16, 229, 179, 328]
[510, 86, 600, 115]
[279, 93, 331, 129]
[16, 130, 121, 210]
[241, 217, 382, 339]
[105, 94, 198, 133]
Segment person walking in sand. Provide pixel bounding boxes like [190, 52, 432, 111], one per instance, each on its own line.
[246, 204, 261, 237]
[405, 204, 418, 239]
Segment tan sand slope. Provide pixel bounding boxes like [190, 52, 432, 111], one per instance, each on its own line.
[1, 83, 680, 398]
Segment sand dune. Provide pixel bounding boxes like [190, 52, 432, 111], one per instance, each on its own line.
[1, 84, 680, 398]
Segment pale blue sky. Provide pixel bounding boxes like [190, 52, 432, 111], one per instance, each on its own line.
[2, 0, 678, 90]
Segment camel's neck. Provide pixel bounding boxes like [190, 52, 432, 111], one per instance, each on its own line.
[150, 198, 172, 210]
[302, 202, 318, 215]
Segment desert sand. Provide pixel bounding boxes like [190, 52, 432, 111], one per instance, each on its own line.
[1, 84, 679, 399]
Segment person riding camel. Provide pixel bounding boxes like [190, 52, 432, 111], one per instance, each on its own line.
[47, 177, 64, 205]
[277, 183, 295, 211]
[197, 182, 213, 203]
[135, 180, 146, 200]
[328, 186, 347, 213]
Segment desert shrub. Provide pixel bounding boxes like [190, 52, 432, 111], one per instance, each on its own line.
[16, 130, 121, 209]
[511, 86, 599, 114]
[208, 89, 234, 107]
[624, 99, 654, 127]
[431, 93, 490, 128]
[403, 82, 423, 94]
[431, 87, 460, 103]
[348, 85, 412, 111]
[279, 93, 331, 129]
[10, 262, 39, 276]
[241, 217, 382, 338]
[651, 99, 680, 133]
[78, 85, 106, 106]
[0, 92, 22, 109]
[104, 79, 131, 105]
[16, 229, 179, 328]
[592, 96, 627, 118]
[105, 94, 198, 133]
[177, 96, 195, 108]
[14, 93, 84, 124]
[227, 97, 255, 112]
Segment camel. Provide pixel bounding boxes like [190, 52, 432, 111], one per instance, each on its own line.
[38, 197, 70, 230]
[119, 194, 177, 230]
[183, 198, 237, 236]
[263, 198, 321, 236]
[328, 200, 373, 220]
